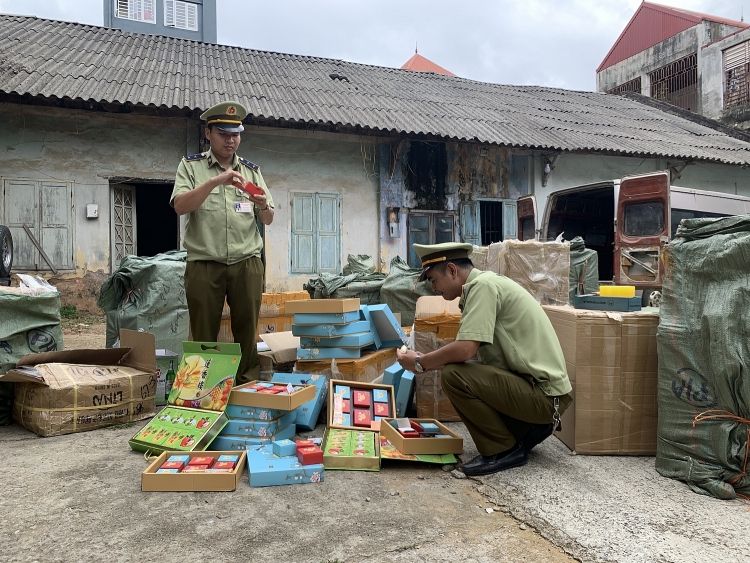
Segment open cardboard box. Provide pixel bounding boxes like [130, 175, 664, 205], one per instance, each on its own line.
[258, 331, 298, 372]
[228, 379, 316, 410]
[1, 329, 157, 437]
[141, 450, 247, 492]
[322, 426, 381, 471]
[327, 379, 396, 431]
[380, 418, 464, 455]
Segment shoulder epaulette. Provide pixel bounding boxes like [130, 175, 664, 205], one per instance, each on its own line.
[184, 153, 207, 162]
[239, 157, 259, 171]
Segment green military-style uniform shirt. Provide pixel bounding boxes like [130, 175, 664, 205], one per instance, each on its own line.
[170, 148, 275, 264]
[456, 269, 572, 397]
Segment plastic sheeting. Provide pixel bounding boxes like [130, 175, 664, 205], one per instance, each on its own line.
[656, 215, 750, 500]
[568, 236, 599, 304]
[470, 240, 570, 306]
[97, 251, 189, 357]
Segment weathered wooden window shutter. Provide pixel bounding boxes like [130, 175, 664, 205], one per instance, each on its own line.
[502, 200, 518, 241]
[291, 192, 340, 274]
[459, 201, 481, 245]
[40, 182, 73, 270]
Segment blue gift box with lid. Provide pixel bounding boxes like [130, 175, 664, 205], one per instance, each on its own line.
[299, 332, 375, 349]
[208, 423, 295, 451]
[297, 346, 362, 360]
[383, 364, 405, 395]
[223, 410, 297, 437]
[366, 304, 407, 348]
[224, 404, 290, 421]
[293, 311, 360, 325]
[291, 320, 372, 337]
[246, 445, 325, 487]
[271, 373, 329, 431]
[395, 370, 415, 417]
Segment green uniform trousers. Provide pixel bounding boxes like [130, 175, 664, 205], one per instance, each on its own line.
[441, 362, 572, 456]
[185, 257, 263, 386]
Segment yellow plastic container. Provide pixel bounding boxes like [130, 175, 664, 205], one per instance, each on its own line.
[599, 285, 636, 298]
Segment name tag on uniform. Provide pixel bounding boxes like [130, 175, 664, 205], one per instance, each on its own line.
[234, 202, 253, 213]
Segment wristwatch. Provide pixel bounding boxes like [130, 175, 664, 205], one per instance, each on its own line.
[414, 355, 425, 373]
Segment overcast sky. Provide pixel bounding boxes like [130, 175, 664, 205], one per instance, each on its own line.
[0, 0, 748, 91]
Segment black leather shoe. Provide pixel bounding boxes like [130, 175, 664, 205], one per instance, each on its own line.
[521, 423, 554, 453]
[461, 444, 528, 476]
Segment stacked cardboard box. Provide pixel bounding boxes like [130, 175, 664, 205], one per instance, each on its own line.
[295, 347, 397, 384]
[543, 305, 659, 455]
[412, 296, 463, 421]
[216, 291, 311, 343]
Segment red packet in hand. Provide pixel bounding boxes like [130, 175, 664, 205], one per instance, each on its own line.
[233, 179, 265, 197]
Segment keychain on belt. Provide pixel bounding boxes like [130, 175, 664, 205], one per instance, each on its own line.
[552, 397, 562, 431]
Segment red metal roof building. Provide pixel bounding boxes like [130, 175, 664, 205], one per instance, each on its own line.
[401, 50, 455, 76]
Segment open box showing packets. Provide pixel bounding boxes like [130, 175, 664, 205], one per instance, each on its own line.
[141, 451, 247, 492]
[228, 380, 317, 410]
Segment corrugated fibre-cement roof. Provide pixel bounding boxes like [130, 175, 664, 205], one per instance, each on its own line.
[2, 14, 750, 165]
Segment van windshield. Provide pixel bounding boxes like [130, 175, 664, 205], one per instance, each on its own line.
[623, 201, 665, 236]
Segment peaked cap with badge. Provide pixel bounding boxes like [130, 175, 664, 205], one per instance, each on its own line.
[413, 242, 474, 281]
[200, 101, 247, 133]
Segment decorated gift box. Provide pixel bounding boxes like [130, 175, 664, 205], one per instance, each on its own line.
[228, 379, 316, 411]
[328, 379, 395, 432]
[270, 373, 328, 431]
[246, 444, 325, 487]
[222, 410, 297, 437]
[141, 451, 247, 492]
[380, 417, 464, 455]
[395, 370, 415, 417]
[207, 423, 296, 451]
[129, 342, 241, 454]
[322, 428, 380, 471]
[224, 404, 290, 421]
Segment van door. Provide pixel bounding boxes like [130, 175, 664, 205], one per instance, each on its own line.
[516, 195, 537, 241]
[614, 171, 670, 288]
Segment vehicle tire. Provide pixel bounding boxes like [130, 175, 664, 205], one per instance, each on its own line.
[0, 225, 13, 279]
[641, 288, 661, 307]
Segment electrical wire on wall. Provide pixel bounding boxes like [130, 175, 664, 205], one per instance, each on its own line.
[360, 140, 379, 179]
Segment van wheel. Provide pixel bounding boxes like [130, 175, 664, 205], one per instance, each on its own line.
[0, 225, 12, 279]
[642, 289, 661, 307]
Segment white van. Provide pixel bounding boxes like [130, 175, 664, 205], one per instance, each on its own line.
[517, 170, 750, 305]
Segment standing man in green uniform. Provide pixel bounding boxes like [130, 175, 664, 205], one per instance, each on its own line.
[397, 242, 572, 476]
[170, 101, 274, 385]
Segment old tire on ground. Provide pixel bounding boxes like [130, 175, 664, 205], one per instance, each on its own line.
[0, 225, 13, 279]
[641, 288, 661, 307]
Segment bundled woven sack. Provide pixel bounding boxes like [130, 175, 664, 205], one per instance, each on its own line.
[656, 216, 750, 499]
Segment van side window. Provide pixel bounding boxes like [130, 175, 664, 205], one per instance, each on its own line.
[671, 208, 727, 238]
[623, 201, 665, 236]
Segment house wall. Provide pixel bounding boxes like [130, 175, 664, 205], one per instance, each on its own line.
[103, 0, 217, 43]
[701, 27, 750, 125]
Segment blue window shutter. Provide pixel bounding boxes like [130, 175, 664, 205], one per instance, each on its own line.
[459, 201, 481, 245]
[503, 200, 518, 241]
[316, 194, 340, 274]
[291, 193, 315, 273]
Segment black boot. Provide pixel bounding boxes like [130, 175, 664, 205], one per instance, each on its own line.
[521, 423, 554, 453]
[461, 444, 528, 476]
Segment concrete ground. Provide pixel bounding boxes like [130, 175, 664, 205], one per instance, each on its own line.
[1, 323, 748, 563]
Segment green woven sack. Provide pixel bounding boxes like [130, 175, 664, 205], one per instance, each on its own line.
[656, 215, 750, 499]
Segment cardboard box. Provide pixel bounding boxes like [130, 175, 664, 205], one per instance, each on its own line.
[412, 297, 463, 422]
[284, 298, 360, 315]
[141, 450, 247, 492]
[257, 316, 294, 340]
[543, 305, 659, 455]
[129, 341, 241, 454]
[1, 329, 157, 437]
[322, 427, 381, 471]
[228, 379, 316, 411]
[295, 347, 397, 384]
[257, 332, 298, 374]
[224, 404, 289, 421]
[292, 320, 372, 337]
[260, 291, 310, 317]
[270, 372, 329, 431]
[380, 418, 463, 454]
[208, 423, 295, 451]
[246, 444, 325, 487]
[293, 311, 361, 325]
[327, 379, 396, 431]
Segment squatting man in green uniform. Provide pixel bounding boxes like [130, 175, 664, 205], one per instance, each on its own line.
[170, 101, 274, 385]
[396, 242, 572, 476]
